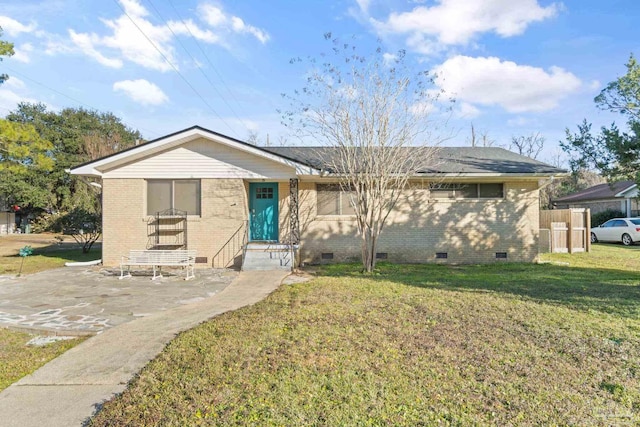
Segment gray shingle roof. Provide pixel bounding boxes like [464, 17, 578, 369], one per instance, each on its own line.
[553, 180, 636, 203]
[263, 146, 566, 175]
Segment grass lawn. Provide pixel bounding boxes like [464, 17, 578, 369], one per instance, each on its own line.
[0, 234, 101, 275]
[0, 329, 85, 391]
[90, 244, 640, 426]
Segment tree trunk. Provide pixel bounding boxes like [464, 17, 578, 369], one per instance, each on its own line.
[361, 230, 378, 273]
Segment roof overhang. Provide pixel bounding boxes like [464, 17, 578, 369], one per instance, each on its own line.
[70, 126, 321, 178]
[615, 183, 638, 198]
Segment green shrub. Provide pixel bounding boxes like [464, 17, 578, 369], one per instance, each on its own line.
[591, 209, 624, 227]
[30, 211, 65, 233]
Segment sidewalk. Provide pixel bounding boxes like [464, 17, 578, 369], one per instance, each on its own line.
[0, 270, 288, 427]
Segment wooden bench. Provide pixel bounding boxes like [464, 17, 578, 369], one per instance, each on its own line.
[120, 250, 196, 280]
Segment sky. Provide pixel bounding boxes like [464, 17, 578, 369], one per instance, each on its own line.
[0, 0, 638, 165]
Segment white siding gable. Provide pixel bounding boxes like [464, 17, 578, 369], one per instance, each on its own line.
[103, 138, 296, 179]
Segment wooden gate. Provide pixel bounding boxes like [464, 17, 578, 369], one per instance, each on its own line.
[540, 208, 591, 253]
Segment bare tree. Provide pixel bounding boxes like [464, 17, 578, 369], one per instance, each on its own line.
[469, 123, 495, 147]
[510, 132, 545, 159]
[283, 35, 450, 272]
[246, 130, 259, 146]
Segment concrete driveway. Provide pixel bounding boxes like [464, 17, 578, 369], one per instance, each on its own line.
[0, 266, 237, 334]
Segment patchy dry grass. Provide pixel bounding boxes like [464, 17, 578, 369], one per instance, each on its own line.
[0, 233, 100, 275]
[0, 329, 85, 391]
[91, 245, 640, 426]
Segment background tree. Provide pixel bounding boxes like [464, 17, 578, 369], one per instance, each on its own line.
[0, 27, 14, 85]
[510, 132, 545, 159]
[561, 54, 640, 187]
[5, 103, 142, 215]
[468, 123, 495, 147]
[594, 54, 640, 120]
[0, 120, 55, 211]
[283, 34, 450, 272]
[58, 208, 102, 253]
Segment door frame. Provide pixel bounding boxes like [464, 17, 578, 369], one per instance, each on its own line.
[248, 182, 279, 241]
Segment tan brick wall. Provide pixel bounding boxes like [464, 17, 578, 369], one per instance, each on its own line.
[103, 178, 541, 267]
[102, 178, 248, 267]
[297, 181, 541, 264]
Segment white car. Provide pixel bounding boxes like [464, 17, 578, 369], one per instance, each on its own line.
[591, 217, 640, 246]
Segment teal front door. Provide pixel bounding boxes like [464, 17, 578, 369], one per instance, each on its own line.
[249, 183, 279, 241]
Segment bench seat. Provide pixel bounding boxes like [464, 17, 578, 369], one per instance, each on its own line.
[120, 250, 196, 280]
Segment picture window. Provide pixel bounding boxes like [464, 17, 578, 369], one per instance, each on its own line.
[147, 180, 201, 215]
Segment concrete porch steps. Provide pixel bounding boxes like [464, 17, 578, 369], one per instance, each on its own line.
[242, 243, 294, 271]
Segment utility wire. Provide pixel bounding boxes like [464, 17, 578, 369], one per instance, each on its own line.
[2, 66, 160, 138]
[144, 0, 252, 134]
[112, 0, 241, 139]
[164, 0, 252, 124]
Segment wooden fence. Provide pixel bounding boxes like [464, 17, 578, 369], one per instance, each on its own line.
[539, 208, 591, 254]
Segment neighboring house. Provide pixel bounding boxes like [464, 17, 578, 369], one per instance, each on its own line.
[70, 126, 566, 268]
[552, 181, 639, 218]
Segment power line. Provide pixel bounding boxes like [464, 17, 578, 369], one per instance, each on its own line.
[144, 0, 252, 134]
[112, 0, 241, 139]
[164, 0, 253, 125]
[2, 66, 160, 138]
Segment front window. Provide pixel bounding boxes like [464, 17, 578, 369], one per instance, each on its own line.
[317, 184, 356, 215]
[147, 180, 201, 215]
[430, 183, 504, 199]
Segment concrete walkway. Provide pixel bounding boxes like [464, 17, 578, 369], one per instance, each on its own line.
[0, 270, 288, 427]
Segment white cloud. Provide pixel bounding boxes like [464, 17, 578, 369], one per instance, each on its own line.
[434, 55, 582, 113]
[457, 102, 481, 119]
[4, 76, 25, 90]
[69, 30, 123, 68]
[11, 43, 33, 63]
[199, 3, 270, 44]
[355, 0, 372, 14]
[113, 79, 169, 106]
[0, 16, 36, 36]
[373, 0, 559, 52]
[66, 0, 269, 71]
[168, 18, 220, 44]
[507, 116, 536, 127]
[382, 52, 397, 65]
[200, 4, 227, 27]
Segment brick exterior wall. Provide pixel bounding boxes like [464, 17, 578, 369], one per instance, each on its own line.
[102, 178, 248, 267]
[102, 178, 541, 267]
[297, 181, 541, 264]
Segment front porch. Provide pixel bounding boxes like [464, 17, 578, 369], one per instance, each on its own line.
[210, 178, 301, 271]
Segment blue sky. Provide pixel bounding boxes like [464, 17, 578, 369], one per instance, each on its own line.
[0, 0, 638, 164]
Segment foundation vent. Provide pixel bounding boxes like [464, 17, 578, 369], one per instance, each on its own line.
[435, 252, 448, 259]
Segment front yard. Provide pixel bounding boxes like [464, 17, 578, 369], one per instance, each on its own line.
[0, 329, 85, 391]
[89, 244, 640, 426]
[0, 233, 100, 275]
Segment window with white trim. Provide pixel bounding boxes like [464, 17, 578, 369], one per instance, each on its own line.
[147, 180, 201, 215]
[317, 184, 356, 215]
[430, 183, 504, 199]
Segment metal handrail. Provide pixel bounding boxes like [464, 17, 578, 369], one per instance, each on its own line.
[212, 220, 248, 269]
